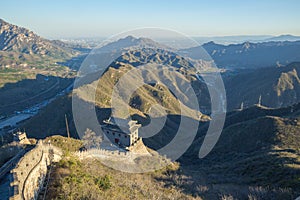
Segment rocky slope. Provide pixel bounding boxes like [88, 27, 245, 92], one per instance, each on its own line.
[225, 62, 300, 110]
[0, 18, 77, 68]
[74, 47, 210, 120]
[178, 103, 300, 198]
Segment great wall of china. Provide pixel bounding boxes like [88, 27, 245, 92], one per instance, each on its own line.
[75, 148, 132, 160]
[5, 141, 62, 200]
[75, 139, 151, 159]
[0, 138, 170, 199]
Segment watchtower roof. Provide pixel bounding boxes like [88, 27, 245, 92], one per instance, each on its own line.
[102, 117, 141, 134]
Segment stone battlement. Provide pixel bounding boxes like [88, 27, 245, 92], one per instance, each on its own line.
[9, 141, 62, 200]
[75, 148, 130, 159]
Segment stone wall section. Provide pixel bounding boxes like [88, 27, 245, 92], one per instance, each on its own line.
[9, 141, 62, 200]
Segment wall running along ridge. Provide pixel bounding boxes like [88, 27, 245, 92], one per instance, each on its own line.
[9, 141, 61, 200]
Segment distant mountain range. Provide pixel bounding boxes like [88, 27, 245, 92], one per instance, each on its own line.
[193, 34, 300, 45]
[182, 40, 300, 69]
[265, 34, 300, 42]
[0, 18, 78, 68]
[2, 17, 300, 71]
[99, 35, 171, 52]
[97, 35, 300, 70]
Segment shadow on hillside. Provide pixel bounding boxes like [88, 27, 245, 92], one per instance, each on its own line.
[22, 95, 112, 139]
[0, 74, 73, 116]
[152, 111, 300, 199]
[224, 63, 300, 111]
[21, 95, 300, 199]
[156, 149, 300, 199]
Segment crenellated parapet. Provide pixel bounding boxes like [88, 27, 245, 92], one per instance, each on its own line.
[9, 140, 62, 200]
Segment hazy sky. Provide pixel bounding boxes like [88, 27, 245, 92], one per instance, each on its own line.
[1, 0, 300, 39]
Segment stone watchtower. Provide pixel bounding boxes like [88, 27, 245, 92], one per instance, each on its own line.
[101, 117, 141, 150]
[13, 131, 30, 144]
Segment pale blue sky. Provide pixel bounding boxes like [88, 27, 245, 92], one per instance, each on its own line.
[1, 0, 300, 38]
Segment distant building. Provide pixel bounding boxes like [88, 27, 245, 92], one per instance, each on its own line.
[101, 117, 141, 149]
[13, 131, 30, 144]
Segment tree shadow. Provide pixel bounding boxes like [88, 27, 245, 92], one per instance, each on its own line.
[22, 95, 112, 139]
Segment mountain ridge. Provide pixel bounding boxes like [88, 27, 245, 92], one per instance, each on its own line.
[225, 62, 300, 110]
[266, 34, 300, 42]
[0, 18, 78, 69]
[181, 40, 300, 69]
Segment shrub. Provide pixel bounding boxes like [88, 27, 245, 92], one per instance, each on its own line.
[94, 175, 112, 190]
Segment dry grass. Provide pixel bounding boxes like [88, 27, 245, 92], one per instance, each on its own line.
[46, 155, 200, 200]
